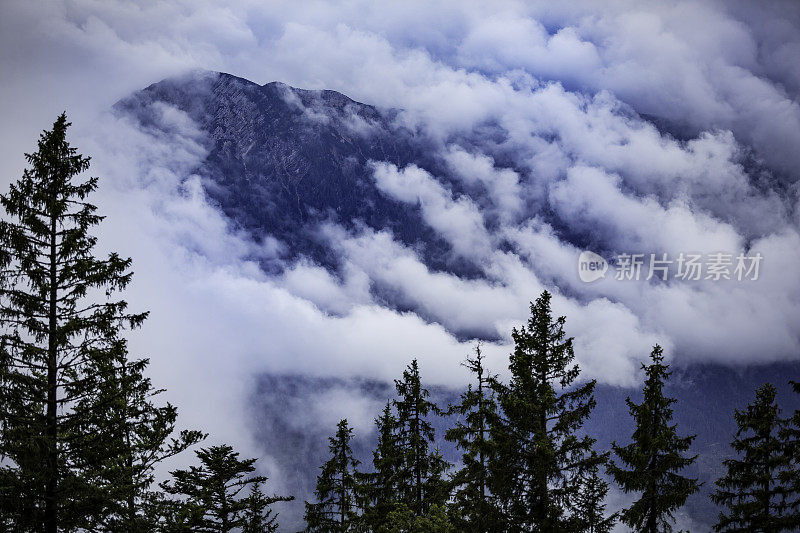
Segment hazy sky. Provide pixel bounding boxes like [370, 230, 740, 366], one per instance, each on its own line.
[2, 1, 800, 516]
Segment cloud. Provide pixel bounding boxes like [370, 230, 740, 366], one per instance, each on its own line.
[549, 165, 743, 254]
[452, 1, 800, 176]
[442, 146, 524, 223]
[371, 162, 494, 259]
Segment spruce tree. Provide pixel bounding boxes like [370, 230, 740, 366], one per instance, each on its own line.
[782, 380, 800, 529]
[780, 381, 800, 530]
[571, 452, 616, 533]
[0, 114, 146, 531]
[379, 503, 455, 533]
[490, 290, 599, 531]
[712, 383, 795, 532]
[160, 444, 291, 533]
[393, 359, 449, 517]
[88, 355, 205, 532]
[608, 345, 700, 533]
[243, 481, 284, 533]
[445, 344, 502, 531]
[359, 402, 403, 531]
[305, 419, 362, 532]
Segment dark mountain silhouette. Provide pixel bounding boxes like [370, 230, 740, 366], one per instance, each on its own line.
[115, 71, 464, 274]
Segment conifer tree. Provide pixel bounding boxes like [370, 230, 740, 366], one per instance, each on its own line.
[712, 383, 795, 532]
[393, 359, 449, 517]
[608, 345, 700, 533]
[445, 344, 503, 531]
[160, 444, 291, 533]
[490, 290, 599, 531]
[0, 114, 147, 531]
[88, 355, 205, 532]
[305, 419, 362, 532]
[243, 481, 284, 533]
[782, 380, 800, 530]
[571, 452, 616, 533]
[359, 402, 403, 531]
[153, 494, 205, 533]
[379, 503, 455, 533]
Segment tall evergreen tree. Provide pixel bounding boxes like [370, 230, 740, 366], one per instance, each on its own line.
[88, 355, 205, 532]
[571, 452, 616, 533]
[359, 402, 403, 531]
[393, 359, 449, 517]
[782, 380, 800, 529]
[160, 444, 291, 533]
[608, 345, 700, 533]
[305, 419, 362, 532]
[378, 503, 455, 533]
[712, 383, 796, 532]
[445, 344, 503, 531]
[243, 481, 284, 533]
[0, 114, 147, 531]
[490, 290, 599, 531]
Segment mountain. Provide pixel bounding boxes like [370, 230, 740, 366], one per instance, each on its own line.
[116, 71, 800, 530]
[115, 71, 467, 274]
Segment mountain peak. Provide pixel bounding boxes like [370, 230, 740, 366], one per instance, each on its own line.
[115, 71, 444, 271]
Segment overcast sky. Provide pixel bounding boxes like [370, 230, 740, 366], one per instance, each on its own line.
[2, 0, 800, 511]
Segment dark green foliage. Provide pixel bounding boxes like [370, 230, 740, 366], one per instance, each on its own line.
[243, 481, 284, 533]
[0, 114, 147, 531]
[359, 402, 404, 531]
[160, 444, 292, 533]
[377, 502, 455, 533]
[490, 291, 600, 531]
[712, 383, 796, 532]
[152, 492, 206, 533]
[445, 344, 503, 531]
[571, 452, 616, 533]
[783, 380, 800, 529]
[360, 361, 449, 531]
[86, 355, 205, 532]
[305, 419, 362, 532]
[392, 359, 449, 516]
[608, 345, 700, 533]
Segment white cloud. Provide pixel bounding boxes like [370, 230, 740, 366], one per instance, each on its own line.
[442, 146, 524, 222]
[371, 161, 494, 258]
[549, 165, 743, 254]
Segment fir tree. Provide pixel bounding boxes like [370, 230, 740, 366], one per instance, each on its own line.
[0, 114, 146, 531]
[712, 383, 795, 532]
[490, 290, 599, 531]
[305, 419, 362, 532]
[608, 345, 700, 533]
[378, 503, 455, 533]
[84, 354, 205, 532]
[782, 380, 800, 529]
[571, 452, 616, 533]
[153, 494, 205, 533]
[445, 344, 503, 531]
[359, 402, 404, 531]
[160, 444, 292, 533]
[393, 359, 449, 517]
[243, 481, 285, 533]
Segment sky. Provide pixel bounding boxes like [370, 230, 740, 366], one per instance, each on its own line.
[1, 0, 800, 523]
